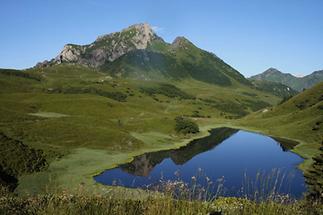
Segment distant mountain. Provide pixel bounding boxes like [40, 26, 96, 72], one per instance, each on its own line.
[301, 70, 323, 89]
[250, 68, 323, 91]
[250, 79, 298, 98]
[36, 23, 251, 86]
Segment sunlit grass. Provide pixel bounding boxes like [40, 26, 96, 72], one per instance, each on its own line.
[1, 179, 322, 215]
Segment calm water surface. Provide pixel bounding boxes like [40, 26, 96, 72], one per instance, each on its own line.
[94, 128, 306, 198]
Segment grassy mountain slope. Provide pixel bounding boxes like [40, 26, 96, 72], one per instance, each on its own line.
[236, 82, 323, 196]
[250, 68, 323, 91]
[250, 79, 298, 98]
[237, 82, 323, 168]
[102, 37, 251, 86]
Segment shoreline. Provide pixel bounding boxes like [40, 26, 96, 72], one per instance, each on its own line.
[16, 120, 313, 196]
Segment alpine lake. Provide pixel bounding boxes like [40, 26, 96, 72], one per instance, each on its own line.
[94, 128, 306, 199]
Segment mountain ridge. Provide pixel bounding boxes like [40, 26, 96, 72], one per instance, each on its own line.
[36, 23, 161, 68]
[250, 68, 323, 91]
[35, 23, 251, 87]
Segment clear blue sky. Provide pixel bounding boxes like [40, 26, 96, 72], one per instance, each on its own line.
[1, 0, 322, 77]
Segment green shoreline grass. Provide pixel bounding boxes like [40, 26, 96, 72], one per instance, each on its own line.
[15, 119, 315, 196]
[16, 122, 222, 195]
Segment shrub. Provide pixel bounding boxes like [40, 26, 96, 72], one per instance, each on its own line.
[97, 91, 127, 102]
[200, 98, 248, 117]
[242, 99, 270, 112]
[140, 84, 195, 100]
[0, 69, 42, 81]
[46, 87, 127, 102]
[175, 116, 199, 134]
[0, 133, 48, 191]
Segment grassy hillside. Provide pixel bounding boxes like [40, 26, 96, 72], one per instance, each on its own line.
[102, 38, 251, 87]
[236, 82, 323, 196]
[0, 64, 281, 194]
[250, 79, 298, 98]
[238, 82, 322, 151]
[0, 65, 322, 213]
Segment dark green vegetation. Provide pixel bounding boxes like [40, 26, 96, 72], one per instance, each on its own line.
[0, 69, 42, 81]
[0, 133, 47, 191]
[47, 86, 128, 102]
[306, 145, 323, 199]
[250, 79, 298, 98]
[140, 83, 194, 100]
[174, 116, 199, 134]
[250, 67, 323, 91]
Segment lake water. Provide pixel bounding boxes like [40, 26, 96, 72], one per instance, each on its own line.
[94, 128, 306, 198]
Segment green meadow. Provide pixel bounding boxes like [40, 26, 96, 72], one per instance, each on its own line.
[0, 65, 322, 214]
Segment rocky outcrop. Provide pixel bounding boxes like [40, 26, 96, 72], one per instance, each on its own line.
[57, 45, 83, 62]
[36, 23, 161, 68]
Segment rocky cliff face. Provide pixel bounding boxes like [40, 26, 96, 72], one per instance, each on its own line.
[36, 23, 161, 68]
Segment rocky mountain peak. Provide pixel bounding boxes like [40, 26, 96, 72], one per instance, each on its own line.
[32, 23, 251, 87]
[95, 23, 157, 47]
[123, 23, 154, 37]
[36, 23, 161, 68]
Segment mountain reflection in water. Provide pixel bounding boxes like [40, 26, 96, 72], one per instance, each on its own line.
[94, 127, 305, 198]
[120, 128, 238, 176]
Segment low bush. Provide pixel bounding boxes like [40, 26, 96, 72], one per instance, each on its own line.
[0, 69, 42, 82]
[200, 98, 248, 117]
[0, 133, 48, 191]
[242, 99, 270, 112]
[175, 116, 199, 134]
[46, 87, 127, 102]
[97, 91, 127, 102]
[140, 84, 195, 100]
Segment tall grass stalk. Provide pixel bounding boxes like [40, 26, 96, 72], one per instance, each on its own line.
[1, 170, 322, 214]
